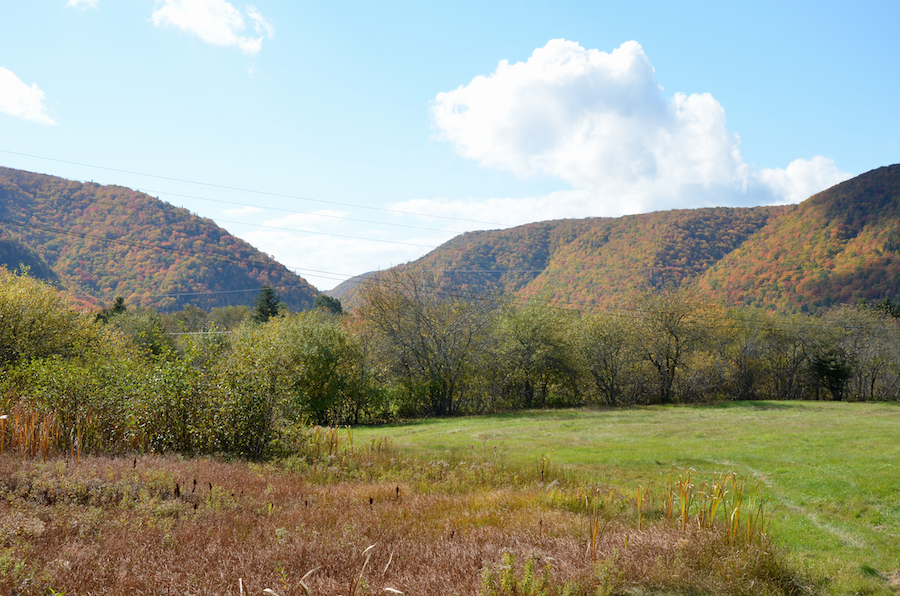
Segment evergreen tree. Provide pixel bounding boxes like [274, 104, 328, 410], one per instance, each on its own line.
[96, 296, 127, 323]
[253, 285, 282, 323]
[110, 296, 127, 315]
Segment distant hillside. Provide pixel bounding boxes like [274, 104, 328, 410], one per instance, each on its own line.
[329, 206, 785, 309]
[697, 164, 900, 310]
[0, 167, 319, 312]
[332, 164, 900, 313]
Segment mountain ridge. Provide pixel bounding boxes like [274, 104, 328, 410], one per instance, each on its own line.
[331, 164, 900, 312]
[0, 167, 319, 312]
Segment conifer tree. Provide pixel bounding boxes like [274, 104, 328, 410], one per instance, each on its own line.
[253, 285, 282, 323]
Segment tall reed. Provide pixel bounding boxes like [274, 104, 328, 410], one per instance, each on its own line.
[666, 468, 771, 546]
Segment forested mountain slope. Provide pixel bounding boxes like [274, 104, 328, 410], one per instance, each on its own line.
[332, 165, 900, 312]
[697, 164, 900, 310]
[330, 206, 785, 309]
[0, 167, 318, 312]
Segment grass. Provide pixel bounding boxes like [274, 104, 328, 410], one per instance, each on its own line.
[1, 401, 896, 594]
[1, 447, 796, 595]
[352, 401, 900, 594]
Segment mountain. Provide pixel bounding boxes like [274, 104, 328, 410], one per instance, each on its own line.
[0, 167, 318, 312]
[331, 165, 900, 312]
[697, 164, 900, 311]
[329, 205, 786, 309]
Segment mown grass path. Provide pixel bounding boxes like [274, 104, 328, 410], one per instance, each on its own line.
[354, 401, 900, 592]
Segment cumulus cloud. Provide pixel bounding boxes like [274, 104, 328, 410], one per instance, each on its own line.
[431, 39, 851, 217]
[0, 67, 56, 126]
[66, 0, 99, 9]
[757, 156, 851, 204]
[151, 0, 274, 55]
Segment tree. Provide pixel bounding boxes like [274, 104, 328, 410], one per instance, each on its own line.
[630, 285, 720, 404]
[313, 294, 343, 315]
[721, 308, 768, 401]
[0, 266, 99, 366]
[208, 305, 251, 330]
[819, 305, 900, 400]
[253, 285, 282, 323]
[495, 300, 578, 408]
[110, 296, 127, 315]
[359, 269, 500, 416]
[575, 311, 640, 406]
[110, 309, 175, 357]
[811, 350, 852, 401]
[759, 312, 817, 400]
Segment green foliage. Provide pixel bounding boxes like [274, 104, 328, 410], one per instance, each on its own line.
[0, 266, 99, 365]
[0, 271, 143, 453]
[360, 269, 501, 416]
[109, 308, 176, 356]
[253, 285, 283, 323]
[6, 235, 900, 464]
[575, 311, 642, 406]
[313, 294, 343, 315]
[494, 300, 579, 408]
[134, 349, 214, 454]
[630, 285, 722, 404]
[207, 304, 251, 330]
[481, 553, 553, 596]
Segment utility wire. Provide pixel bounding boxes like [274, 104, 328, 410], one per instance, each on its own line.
[0, 149, 509, 227]
[134, 187, 472, 235]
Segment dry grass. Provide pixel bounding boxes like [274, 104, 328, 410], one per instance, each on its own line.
[0, 447, 806, 596]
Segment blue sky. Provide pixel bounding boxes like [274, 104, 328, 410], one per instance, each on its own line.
[1, 0, 898, 291]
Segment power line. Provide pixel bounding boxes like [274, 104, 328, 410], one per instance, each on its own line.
[0, 211, 835, 314]
[134, 187, 471, 235]
[0, 149, 509, 227]
[211, 216, 441, 249]
[5, 183, 448, 250]
[0, 217, 297, 277]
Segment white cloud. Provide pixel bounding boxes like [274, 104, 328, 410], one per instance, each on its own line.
[151, 0, 273, 56]
[223, 205, 260, 216]
[431, 39, 851, 216]
[0, 67, 56, 126]
[240, 222, 445, 291]
[246, 5, 274, 38]
[758, 156, 851, 204]
[66, 0, 99, 9]
[262, 210, 354, 231]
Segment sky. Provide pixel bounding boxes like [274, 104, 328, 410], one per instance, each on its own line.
[1, 1, 898, 292]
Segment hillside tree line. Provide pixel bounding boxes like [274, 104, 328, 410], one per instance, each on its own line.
[3, 266, 900, 458]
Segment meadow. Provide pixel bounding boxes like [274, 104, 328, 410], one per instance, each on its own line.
[2, 401, 897, 595]
[352, 401, 900, 595]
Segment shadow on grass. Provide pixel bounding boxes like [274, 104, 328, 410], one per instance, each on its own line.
[712, 400, 802, 411]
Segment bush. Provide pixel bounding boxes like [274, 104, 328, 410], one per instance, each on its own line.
[0, 266, 99, 365]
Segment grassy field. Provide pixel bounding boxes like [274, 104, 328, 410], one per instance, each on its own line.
[353, 401, 900, 594]
[1, 401, 898, 595]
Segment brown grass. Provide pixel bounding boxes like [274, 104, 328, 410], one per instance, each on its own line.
[0, 449, 806, 596]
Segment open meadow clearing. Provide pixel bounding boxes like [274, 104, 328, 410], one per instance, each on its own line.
[1, 401, 898, 595]
[353, 401, 900, 594]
